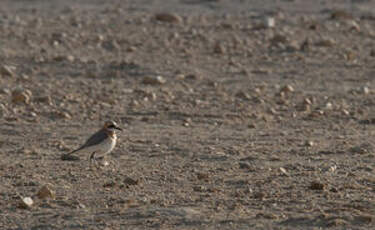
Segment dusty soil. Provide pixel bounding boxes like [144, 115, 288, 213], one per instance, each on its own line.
[0, 0, 374, 229]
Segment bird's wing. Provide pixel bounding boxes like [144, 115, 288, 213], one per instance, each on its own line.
[68, 129, 108, 155]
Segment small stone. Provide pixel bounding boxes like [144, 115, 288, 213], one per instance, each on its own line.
[360, 86, 370, 95]
[154, 13, 182, 23]
[263, 17, 275, 28]
[325, 102, 333, 110]
[36, 185, 56, 200]
[53, 55, 74, 62]
[248, 123, 256, 129]
[175, 74, 185, 80]
[280, 85, 294, 94]
[309, 109, 325, 118]
[185, 74, 198, 80]
[196, 172, 209, 181]
[348, 20, 360, 32]
[20, 74, 30, 81]
[300, 38, 312, 51]
[0, 88, 10, 95]
[285, 40, 300, 52]
[270, 34, 288, 44]
[329, 165, 337, 173]
[101, 40, 120, 51]
[239, 162, 252, 170]
[326, 219, 347, 227]
[235, 91, 250, 100]
[103, 181, 116, 188]
[12, 87, 32, 104]
[253, 192, 266, 200]
[35, 96, 52, 105]
[330, 10, 353, 20]
[1, 65, 16, 77]
[309, 181, 325, 190]
[305, 140, 315, 147]
[279, 167, 289, 176]
[142, 76, 166, 85]
[66, 55, 75, 62]
[0, 103, 7, 118]
[18, 197, 33, 209]
[214, 42, 225, 54]
[330, 187, 338, 193]
[193, 185, 206, 192]
[341, 109, 350, 116]
[303, 98, 312, 105]
[126, 46, 137, 52]
[315, 38, 336, 47]
[123, 176, 139, 186]
[53, 111, 71, 119]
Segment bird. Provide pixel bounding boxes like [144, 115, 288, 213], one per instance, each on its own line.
[62, 120, 122, 165]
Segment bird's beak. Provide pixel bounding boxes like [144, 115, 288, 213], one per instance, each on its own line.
[115, 126, 122, 131]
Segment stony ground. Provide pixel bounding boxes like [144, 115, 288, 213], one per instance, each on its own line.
[0, 0, 374, 229]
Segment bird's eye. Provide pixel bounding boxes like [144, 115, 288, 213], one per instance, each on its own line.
[108, 125, 115, 129]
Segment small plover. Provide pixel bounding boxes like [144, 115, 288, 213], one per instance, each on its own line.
[62, 120, 122, 164]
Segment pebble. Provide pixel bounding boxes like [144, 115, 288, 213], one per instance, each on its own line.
[270, 34, 288, 44]
[52, 111, 72, 120]
[214, 42, 225, 54]
[35, 95, 53, 105]
[347, 20, 360, 32]
[1, 65, 16, 77]
[360, 86, 370, 95]
[0, 88, 10, 95]
[18, 197, 33, 209]
[154, 13, 182, 23]
[305, 140, 315, 147]
[315, 38, 336, 47]
[239, 162, 252, 170]
[279, 167, 289, 176]
[309, 181, 325, 190]
[54, 55, 75, 62]
[123, 176, 139, 186]
[196, 172, 209, 181]
[101, 40, 120, 52]
[0, 103, 7, 118]
[280, 85, 294, 94]
[12, 87, 32, 104]
[235, 91, 250, 100]
[36, 185, 56, 200]
[330, 10, 353, 20]
[303, 98, 312, 105]
[263, 17, 275, 28]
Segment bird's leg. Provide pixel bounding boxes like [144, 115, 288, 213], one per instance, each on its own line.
[89, 152, 98, 169]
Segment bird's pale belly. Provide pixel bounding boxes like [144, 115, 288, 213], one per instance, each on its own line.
[80, 136, 116, 157]
[98, 137, 116, 156]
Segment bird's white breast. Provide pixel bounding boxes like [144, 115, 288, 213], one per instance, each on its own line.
[100, 135, 116, 155]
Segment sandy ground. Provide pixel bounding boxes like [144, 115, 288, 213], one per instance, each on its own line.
[0, 0, 374, 229]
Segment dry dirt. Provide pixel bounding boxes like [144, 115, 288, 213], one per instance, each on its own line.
[0, 0, 374, 229]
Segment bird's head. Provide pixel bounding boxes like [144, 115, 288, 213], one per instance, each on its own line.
[103, 120, 122, 131]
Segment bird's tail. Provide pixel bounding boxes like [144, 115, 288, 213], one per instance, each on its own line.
[61, 147, 83, 161]
[66, 146, 84, 155]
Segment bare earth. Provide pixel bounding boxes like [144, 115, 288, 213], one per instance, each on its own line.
[0, 0, 374, 229]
